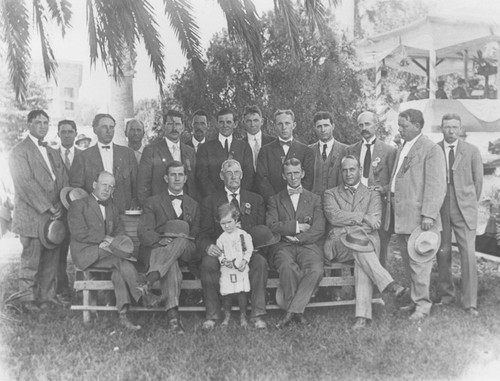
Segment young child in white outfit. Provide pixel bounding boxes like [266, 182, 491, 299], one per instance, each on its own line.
[216, 203, 253, 327]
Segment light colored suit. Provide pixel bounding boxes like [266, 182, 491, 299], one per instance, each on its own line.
[266, 188, 325, 314]
[309, 140, 348, 196]
[69, 143, 138, 213]
[9, 136, 69, 302]
[389, 134, 447, 315]
[323, 184, 394, 319]
[437, 139, 483, 309]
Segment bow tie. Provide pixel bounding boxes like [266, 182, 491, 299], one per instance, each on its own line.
[97, 199, 109, 207]
[280, 140, 292, 147]
[288, 186, 303, 196]
[38, 140, 48, 147]
[170, 194, 183, 201]
[101, 145, 111, 150]
[344, 185, 357, 194]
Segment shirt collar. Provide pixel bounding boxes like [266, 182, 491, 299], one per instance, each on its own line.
[218, 134, 233, 147]
[247, 131, 262, 141]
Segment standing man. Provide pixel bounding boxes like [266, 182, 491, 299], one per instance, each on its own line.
[138, 110, 197, 204]
[196, 108, 254, 198]
[267, 158, 325, 328]
[242, 105, 275, 171]
[389, 109, 446, 321]
[70, 113, 138, 213]
[125, 119, 145, 163]
[137, 161, 200, 333]
[309, 111, 348, 196]
[197, 159, 268, 330]
[437, 114, 483, 316]
[347, 111, 397, 267]
[256, 109, 314, 201]
[9, 110, 68, 312]
[324, 156, 405, 330]
[185, 109, 209, 153]
[57, 119, 82, 303]
[68, 171, 143, 330]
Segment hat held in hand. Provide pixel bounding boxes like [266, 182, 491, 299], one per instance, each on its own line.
[161, 220, 194, 240]
[407, 226, 441, 263]
[38, 214, 66, 249]
[249, 225, 281, 249]
[103, 235, 136, 261]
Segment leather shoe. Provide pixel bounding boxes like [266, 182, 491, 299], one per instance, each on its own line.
[119, 314, 141, 331]
[465, 307, 479, 318]
[409, 311, 428, 321]
[202, 319, 217, 331]
[294, 313, 309, 326]
[168, 318, 185, 334]
[352, 317, 369, 331]
[276, 312, 294, 329]
[251, 317, 267, 330]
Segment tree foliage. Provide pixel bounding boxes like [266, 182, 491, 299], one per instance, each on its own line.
[170, 9, 363, 144]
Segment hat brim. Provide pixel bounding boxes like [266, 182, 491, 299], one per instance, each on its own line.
[160, 232, 194, 241]
[340, 233, 374, 252]
[255, 232, 281, 249]
[407, 226, 441, 263]
[275, 286, 287, 310]
[38, 215, 66, 249]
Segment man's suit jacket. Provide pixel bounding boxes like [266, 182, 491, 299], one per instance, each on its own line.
[323, 184, 382, 257]
[256, 139, 315, 200]
[266, 188, 325, 257]
[438, 139, 483, 230]
[138, 191, 200, 248]
[309, 140, 348, 195]
[9, 136, 69, 237]
[137, 139, 197, 205]
[388, 135, 447, 234]
[68, 195, 125, 270]
[196, 138, 255, 198]
[347, 139, 397, 188]
[197, 189, 265, 254]
[69, 143, 138, 213]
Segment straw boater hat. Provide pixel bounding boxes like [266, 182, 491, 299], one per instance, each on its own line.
[249, 225, 281, 249]
[407, 226, 441, 263]
[60, 187, 89, 210]
[102, 235, 136, 261]
[340, 227, 374, 253]
[38, 214, 66, 249]
[161, 220, 194, 240]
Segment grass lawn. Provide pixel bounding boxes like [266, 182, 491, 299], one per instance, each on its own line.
[1, 249, 500, 381]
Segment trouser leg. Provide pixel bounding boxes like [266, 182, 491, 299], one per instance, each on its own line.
[200, 255, 222, 320]
[248, 253, 268, 318]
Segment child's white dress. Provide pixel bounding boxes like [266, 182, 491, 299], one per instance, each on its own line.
[216, 228, 254, 296]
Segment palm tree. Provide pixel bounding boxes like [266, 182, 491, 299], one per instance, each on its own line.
[1, 0, 336, 103]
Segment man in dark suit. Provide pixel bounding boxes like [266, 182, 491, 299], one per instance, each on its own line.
[309, 111, 348, 196]
[137, 161, 200, 333]
[324, 155, 405, 330]
[196, 108, 254, 198]
[347, 111, 397, 267]
[437, 113, 483, 317]
[197, 159, 268, 330]
[256, 109, 314, 201]
[9, 110, 69, 312]
[68, 171, 143, 330]
[138, 110, 198, 204]
[267, 158, 325, 328]
[185, 109, 209, 153]
[70, 113, 138, 213]
[242, 105, 275, 171]
[57, 119, 82, 303]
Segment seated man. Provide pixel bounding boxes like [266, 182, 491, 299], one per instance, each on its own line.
[68, 171, 143, 330]
[137, 161, 199, 334]
[266, 158, 325, 328]
[323, 155, 405, 330]
[197, 159, 268, 330]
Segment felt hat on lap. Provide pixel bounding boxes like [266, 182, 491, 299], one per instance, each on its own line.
[38, 214, 66, 249]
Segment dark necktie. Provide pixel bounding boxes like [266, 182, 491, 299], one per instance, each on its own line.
[231, 193, 240, 210]
[288, 186, 303, 196]
[363, 143, 372, 178]
[224, 139, 229, 155]
[38, 140, 48, 147]
[448, 145, 455, 184]
[322, 144, 327, 162]
[170, 194, 183, 201]
[101, 145, 110, 150]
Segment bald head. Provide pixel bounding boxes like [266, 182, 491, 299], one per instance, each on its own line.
[357, 111, 378, 140]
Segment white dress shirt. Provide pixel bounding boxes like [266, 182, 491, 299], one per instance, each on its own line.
[192, 137, 205, 152]
[360, 136, 376, 186]
[29, 134, 55, 180]
[168, 190, 183, 217]
[219, 134, 233, 152]
[59, 145, 76, 167]
[98, 142, 114, 174]
[279, 138, 293, 156]
[391, 133, 422, 193]
[166, 138, 181, 161]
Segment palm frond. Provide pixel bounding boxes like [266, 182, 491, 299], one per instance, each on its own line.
[1, 0, 31, 102]
[45, 0, 72, 36]
[33, 0, 58, 84]
[163, 0, 204, 77]
[273, 0, 301, 59]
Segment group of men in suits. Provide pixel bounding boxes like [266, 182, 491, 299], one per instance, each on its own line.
[9, 104, 483, 330]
